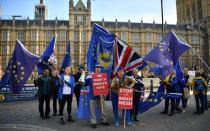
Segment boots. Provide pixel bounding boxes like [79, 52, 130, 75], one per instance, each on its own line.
[67, 116, 75, 122]
[161, 110, 168, 114]
[60, 117, 65, 125]
[133, 115, 139, 122]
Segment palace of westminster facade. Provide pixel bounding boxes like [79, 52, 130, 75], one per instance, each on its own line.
[0, 0, 210, 75]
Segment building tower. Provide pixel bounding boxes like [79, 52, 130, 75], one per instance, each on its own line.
[69, 0, 91, 66]
[176, 0, 210, 68]
[34, 0, 48, 20]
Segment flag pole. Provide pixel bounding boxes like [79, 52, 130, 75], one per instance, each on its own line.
[100, 95, 104, 115]
[124, 109, 126, 128]
[191, 48, 210, 71]
[161, 0, 164, 80]
[161, 0, 164, 39]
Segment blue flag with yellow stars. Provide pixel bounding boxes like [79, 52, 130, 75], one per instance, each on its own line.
[60, 41, 71, 74]
[87, 24, 115, 79]
[0, 40, 40, 93]
[37, 37, 56, 75]
[143, 31, 191, 78]
[139, 31, 191, 114]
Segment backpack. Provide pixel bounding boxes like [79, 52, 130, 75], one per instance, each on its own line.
[195, 79, 205, 92]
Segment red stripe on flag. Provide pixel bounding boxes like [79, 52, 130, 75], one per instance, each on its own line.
[126, 61, 145, 71]
[119, 47, 132, 69]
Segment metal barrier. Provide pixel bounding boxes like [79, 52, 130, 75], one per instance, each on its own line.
[0, 85, 38, 102]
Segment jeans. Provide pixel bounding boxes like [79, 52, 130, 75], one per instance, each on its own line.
[194, 93, 204, 113]
[111, 91, 131, 123]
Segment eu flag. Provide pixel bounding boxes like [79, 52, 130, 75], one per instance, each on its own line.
[174, 59, 185, 91]
[143, 31, 191, 78]
[60, 41, 71, 74]
[87, 24, 115, 78]
[37, 37, 56, 75]
[0, 40, 40, 93]
[140, 31, 191, 113]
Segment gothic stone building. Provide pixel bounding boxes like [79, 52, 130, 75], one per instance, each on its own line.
[0, 0, 205, 73]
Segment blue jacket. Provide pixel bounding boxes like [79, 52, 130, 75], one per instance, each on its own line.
[167, 75, 179, 93]
[58, 74, 75, 100]
[85, 74, 100, 100]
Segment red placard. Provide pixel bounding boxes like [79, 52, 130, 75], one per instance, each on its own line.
[92, 73, 109, 96]
[118, 88, 133, 109]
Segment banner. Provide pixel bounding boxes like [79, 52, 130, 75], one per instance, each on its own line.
[92, 73, 109, 96]
[118, 88, 133, 109]
[0, 85, 37, 102]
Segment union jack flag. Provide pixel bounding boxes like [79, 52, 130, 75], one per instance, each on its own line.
[111, 38, 146, 77]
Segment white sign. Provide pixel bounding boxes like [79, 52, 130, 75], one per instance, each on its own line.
[188, 71, 195, 76]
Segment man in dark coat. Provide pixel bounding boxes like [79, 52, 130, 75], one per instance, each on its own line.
[34, 69, 55, 119]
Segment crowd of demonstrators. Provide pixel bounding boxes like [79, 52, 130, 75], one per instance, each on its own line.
[110, 67, 136, 127]
[33, 65, 209, 127]
[85, 64, 110, 128]
[160, 68, 209, 116]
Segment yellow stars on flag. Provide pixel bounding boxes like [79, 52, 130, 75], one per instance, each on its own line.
[21, 66, 24, 70]
[92, 44, 97, 60]
[20, 77, 24, 80]
[10, 61, 26, 84]
[158, 42, 174, 66]
[17, 62, 21, 65]
[42, 61, 46, 64]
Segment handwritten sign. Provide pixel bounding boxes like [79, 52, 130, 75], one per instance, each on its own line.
[118, 88, 133, 109]
[92, 73, 109, 96]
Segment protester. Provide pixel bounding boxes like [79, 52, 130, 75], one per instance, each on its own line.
[85, 64, 109, 129]
[58, 66, 75, 124]
[34, 69, 55, 119]
[200, 68, 209, 110]
[161, 72, 178, 116]
[110, 67, 136, 127]
[52, 69, 60, 116]
[131, 69, 144, 121]
[74, 66, 85, 108]
[191, 71, 207, 114]
[182, 68, 190, 112]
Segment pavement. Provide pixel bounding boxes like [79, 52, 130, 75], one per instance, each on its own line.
[0, 95, 210, 131]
